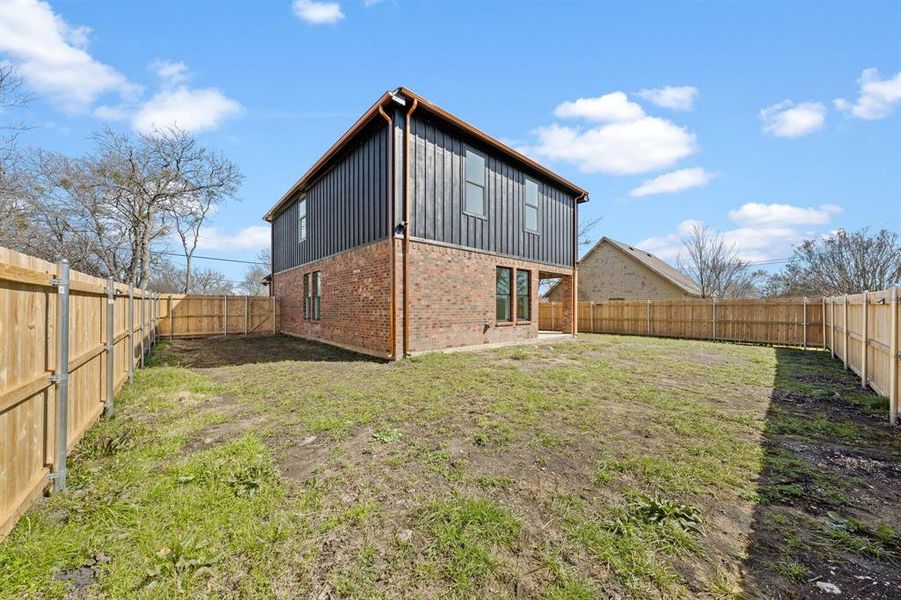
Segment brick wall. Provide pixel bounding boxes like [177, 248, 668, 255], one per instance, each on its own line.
[403, 241, 573, 353]
[548, 242, 693, 301]
[272, 239, 392, 358]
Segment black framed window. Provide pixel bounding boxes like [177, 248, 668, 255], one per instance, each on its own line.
[312, 271, 321, 320]
[516, 270, 530, 322]
[303, 273, 311, 319]
[298, 196, 307, 242]
[464, 148, 486, 216]
[524, 179, 539, 233]
[496, 267, 512, 322]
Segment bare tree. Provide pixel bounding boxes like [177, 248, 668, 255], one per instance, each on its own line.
[766, 228, 900, 296]
[678, 223, 764, 298]
[579, 214, 603, 249]
[239, 249, 270, 295]
[161, 131, 242, 292]
[0, 66, 36, 253]
[21, 127, 242, 284]
[189, 267, 233, 295]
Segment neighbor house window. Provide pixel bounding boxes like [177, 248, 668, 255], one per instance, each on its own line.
[298, 196, 307, 242]
[464, 148, 486, 217]
[312, 271, 321, 320]
[496, 267, 512, 322]
[304, 273, 311, 319]
[524, 179, 539, 233]
[516, 270, 531, 322]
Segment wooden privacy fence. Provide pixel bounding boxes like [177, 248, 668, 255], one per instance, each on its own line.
[0, 246, 278, 539]
[158, 294, 277, 338]
[540, 297, 824, 347]
[824, 288, 900, 425]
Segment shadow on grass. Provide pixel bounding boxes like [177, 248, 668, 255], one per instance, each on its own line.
[741, 347, 900, 598]
[150, 334, 383, 368]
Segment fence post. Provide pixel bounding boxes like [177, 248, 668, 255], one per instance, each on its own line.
[169, 294, 174, 340]
[712, 296, 717, 341]
[590, 301, 595, 333]
[647, 299, 651, 336]
[861, 291, 868, 389]
[244, 296, 249, 335]
[843, 294, 849, 370]
[52, 259, 70, 492]
[822, 298, 826, 350]
[139, 290, 145, 367]
[802, 296, 808, 349]
[890, 286, 898, 426]
[830, 297, 836, 358]
[223, 294, 228, 335]
[128, 284, 134, 384]
[272, 296, 277, 334]
[105, 276, 114, 418]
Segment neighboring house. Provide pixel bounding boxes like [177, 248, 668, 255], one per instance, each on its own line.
[265, 87, 589, 359]
[545, 237, 701, 302]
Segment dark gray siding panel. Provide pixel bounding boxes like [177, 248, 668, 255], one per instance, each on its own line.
[273, 126, 388, 273]
[408, 114, 576, 267]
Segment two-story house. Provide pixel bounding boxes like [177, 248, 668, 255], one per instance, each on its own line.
[264, 88, 589, 359]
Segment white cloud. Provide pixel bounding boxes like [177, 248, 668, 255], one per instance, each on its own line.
[131, 86, 243, 134]
[531, 117, 697, 175]
[636, 202, 843, 263]
[636, 86, 698, 111]
[553, 92, 645, 122]
[727, 202, 841, 226]
[292, 0, 345, 24]
[0, 0, 139, 112]
[834, 68, 901, 120]
[629, 167, 714, 197]
[760, 100, 827, 138]
[151, 59, 190, 86]
[197, 226, 270, 252]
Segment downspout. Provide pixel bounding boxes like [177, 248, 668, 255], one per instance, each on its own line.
[403, 97, 419, 356]
[377, 104, 395, 359]
[572, 193, 586, 337]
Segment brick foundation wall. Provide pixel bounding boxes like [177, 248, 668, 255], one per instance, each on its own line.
[403, 240, 572, 353]
[272, 239, 392, 358]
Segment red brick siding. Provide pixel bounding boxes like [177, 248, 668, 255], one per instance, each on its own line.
[403, 241, 572, 352]
[272, 239, 391, 357]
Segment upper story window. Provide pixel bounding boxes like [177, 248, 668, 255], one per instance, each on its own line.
[464, 148, 486, 217]
[524, 179, 539, 233]
[298, 196, 307, 242]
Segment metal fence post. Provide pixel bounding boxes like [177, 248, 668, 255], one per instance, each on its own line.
[105, 276, 115, 418]
[52, 259, 70, 492]
[272, 296, 277, 334]
[244, 296, 249, 335]
[861, 291, 868, 388]
[128, 284, 134, 384]
[802, 296, 808, 349]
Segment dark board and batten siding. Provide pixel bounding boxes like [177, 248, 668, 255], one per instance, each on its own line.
[273, 126, 388, 273]
[408, 114, 575, 268]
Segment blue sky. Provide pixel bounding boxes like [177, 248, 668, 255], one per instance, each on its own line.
[2, 0, 899, 282]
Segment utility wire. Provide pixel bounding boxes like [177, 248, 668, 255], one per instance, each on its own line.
[157, 251, 268, 266]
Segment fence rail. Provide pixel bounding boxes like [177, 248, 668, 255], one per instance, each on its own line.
[0, 246, 277, 539]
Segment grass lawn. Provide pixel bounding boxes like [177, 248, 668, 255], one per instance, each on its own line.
[2, 334, 899, 599]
